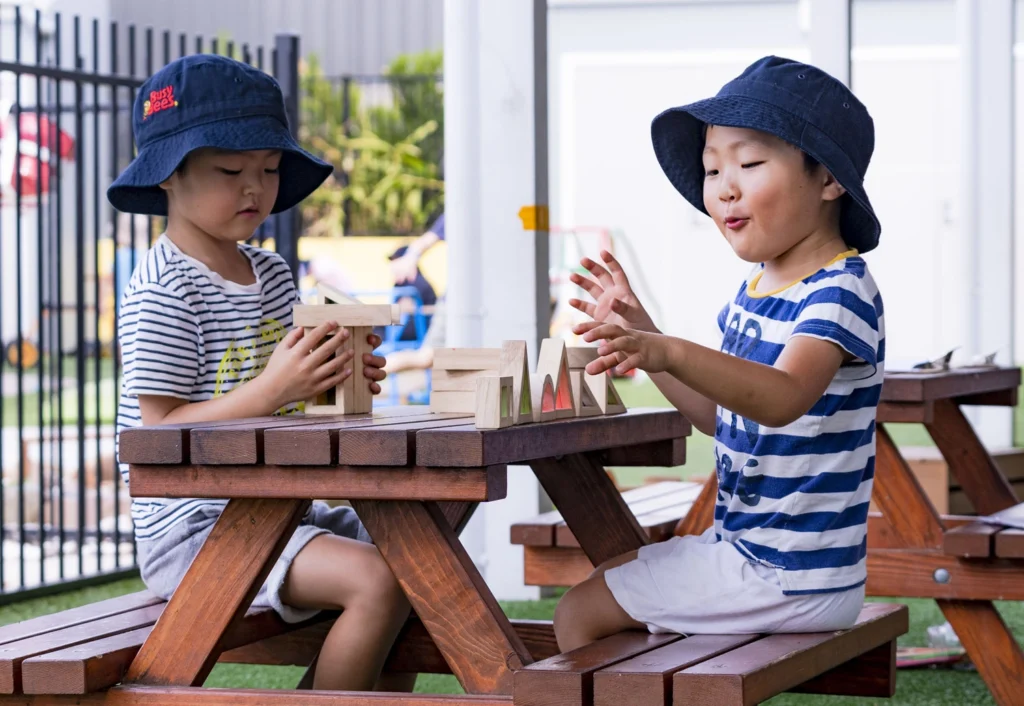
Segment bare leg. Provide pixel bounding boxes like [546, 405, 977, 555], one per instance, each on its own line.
[280, 535, 413, 692]
[553, 550, 647, 652]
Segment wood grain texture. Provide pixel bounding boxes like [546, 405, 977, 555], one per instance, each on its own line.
[592, 634, 758, 706]
[293, 304, 397, 327]
[0, 686, 513, 705]
[128, 465, 507, 503]
[124, 498, 308, 687]
[596, 438, 687, 468]
[873, 425, 945, 548]
[523, 547, 593, 587]
[674, 473, 718, 538]
[926, 399, 1019, 515]
[351, 500, 531, 695]
[672, 603, 907, 706]
[876, 402, 933, 424]
[939, 600, 1024, 706]
[554, 483, 701, 548]
[0, 592, 160, 649]
[943, 523, 999, 557]
[530, 453, 648, 567]
[415, 408, 689, 468]
[881, 368, 1020, 403]
[119, 416, 293, 465]
[866, 549, 1024, 600]
[994, 528, 1024, 558]
[335, 418, 477, 466]
[513, 631, 680, 706]
[789, 641, 896, 697]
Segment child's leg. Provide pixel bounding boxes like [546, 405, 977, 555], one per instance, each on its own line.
[280, 535, 411, 691]
[553, 550, 647, 652]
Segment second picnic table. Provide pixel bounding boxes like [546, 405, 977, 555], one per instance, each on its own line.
[117, 406, 690, 701]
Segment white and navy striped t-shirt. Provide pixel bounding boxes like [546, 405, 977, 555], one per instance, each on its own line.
[115, 235, 299, 542]
[714, 251, 884, 595]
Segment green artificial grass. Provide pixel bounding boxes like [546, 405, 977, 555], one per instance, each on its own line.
[0, 575, 1017, 704]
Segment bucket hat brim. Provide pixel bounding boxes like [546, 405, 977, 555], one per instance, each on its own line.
[107, 113, 333, 216]
[651, 95, 881, 253]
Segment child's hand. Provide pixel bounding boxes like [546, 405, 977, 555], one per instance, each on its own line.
[570, 250, 658, 334]
[362, 332, 387, 395]
[573, 320, 671, 376]
[258, 322, 355, 408]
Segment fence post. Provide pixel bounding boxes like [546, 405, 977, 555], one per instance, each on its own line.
[274, 33, 301, 277]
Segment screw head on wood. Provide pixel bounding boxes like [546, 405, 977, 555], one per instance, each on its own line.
[933, 568, 951, 584]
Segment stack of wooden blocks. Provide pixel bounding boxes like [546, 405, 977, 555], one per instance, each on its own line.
[429, 339, 627, 429]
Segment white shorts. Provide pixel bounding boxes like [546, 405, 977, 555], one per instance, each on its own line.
[604, 528, 865, 635]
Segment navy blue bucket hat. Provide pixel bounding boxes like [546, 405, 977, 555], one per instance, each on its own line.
[651, 56, 881, 253]
[108, 54, 332, 216]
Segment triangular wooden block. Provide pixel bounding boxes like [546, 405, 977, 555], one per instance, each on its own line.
[316, 281, 361, 305]
[567, 346, 599, 372]
[475, 376, 514, 430]
[537, 339, 576, 418]
[570, 371, 602, 417]
[585, 371, 627, 416]
[530, 373, 558, 422]
[500, 341, 533, 425]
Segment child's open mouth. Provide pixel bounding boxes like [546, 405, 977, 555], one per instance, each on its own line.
[725, 217, 749, 230]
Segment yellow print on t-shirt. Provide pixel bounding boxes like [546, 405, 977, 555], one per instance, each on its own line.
[213, 318, 302, 414]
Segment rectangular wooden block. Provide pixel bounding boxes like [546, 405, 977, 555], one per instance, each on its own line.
[433, 348, 501, 371]
[293, 303, 397, 327]
[429, 390, 477, 414]
[475, 376, 514, 430]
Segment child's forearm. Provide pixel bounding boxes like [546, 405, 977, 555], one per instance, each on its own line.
[144, 377, 282, 426]
[658, 337, 816, 429]
[647, 372, 718, 437]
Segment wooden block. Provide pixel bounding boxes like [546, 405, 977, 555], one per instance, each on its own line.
[673, 603, 908, 706]
[530, 374, 558, 423]
[431, 369, 486, 393]
[500, 341, 533, 425]
[433, 348, 501, 372]
[350, 326, 375, 414]
[943, 523, 999, 557]
[567, 346, 599, 371]
[475, 376, 514, 430]
[570, 371, 602, 417]
[315, 281, 360, 305]
[293, 303, 398, 327]
[514, 631, 680, 706]
[428, 389, 477, 414]
[585, 372, 626, 416]
[536, 339, 576, 418]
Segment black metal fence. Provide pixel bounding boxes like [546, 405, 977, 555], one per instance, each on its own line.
[0, 6, 301, 601]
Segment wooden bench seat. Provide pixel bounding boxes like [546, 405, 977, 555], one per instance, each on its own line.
[514, 603, 908, 706]
[943, 501, 1024, 559]
[511, 481, 702, 586]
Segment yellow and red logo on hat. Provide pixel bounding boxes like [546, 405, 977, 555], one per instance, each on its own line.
[143, 85, 178, 120]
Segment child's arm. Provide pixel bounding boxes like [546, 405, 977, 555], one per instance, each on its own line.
[575, 321, 846, 429]
[139, 325, 388, 427]
[569, 251, 719, 436]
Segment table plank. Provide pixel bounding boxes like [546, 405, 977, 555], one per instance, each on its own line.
[531, 452, 648, 567]
[926, 399, 1019, 515]
[995, 528, 1024, 558]
[128, 465, 507, 503]
[943, 524, 999, 558]
[881, 368, 1020, 404]
[336, 418, 479, 466]
[124, 498, 308, 687]
[416, 408, 689, 467]
[351, 500, 531, 695]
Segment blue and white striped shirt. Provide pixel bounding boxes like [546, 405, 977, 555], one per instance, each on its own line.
[714, 251, 884, 595]
[115, 235, 299, 541]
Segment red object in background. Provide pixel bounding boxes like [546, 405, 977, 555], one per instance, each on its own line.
[0, 110, 76, 205]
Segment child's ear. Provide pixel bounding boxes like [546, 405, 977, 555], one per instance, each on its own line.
[822, 171, 846, 202]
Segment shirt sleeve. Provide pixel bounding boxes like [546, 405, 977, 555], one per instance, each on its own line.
[428, 212, 445, 241]
[119, 281, 202, 399]
[791, 276, 882, 372]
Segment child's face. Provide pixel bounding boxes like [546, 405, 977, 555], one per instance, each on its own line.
[701, 126, 843, 263]
[161, 148, 281, 242]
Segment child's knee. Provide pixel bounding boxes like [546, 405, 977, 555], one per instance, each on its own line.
[359, 550, 406, 607]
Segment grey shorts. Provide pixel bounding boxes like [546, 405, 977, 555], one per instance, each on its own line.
[136, 501, 371, 623]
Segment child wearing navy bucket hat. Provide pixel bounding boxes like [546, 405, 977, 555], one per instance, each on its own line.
[558, 56, 885, 649]
[110, 55, 412, 692]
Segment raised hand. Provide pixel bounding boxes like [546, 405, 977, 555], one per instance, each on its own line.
[569, 250, 658, 333]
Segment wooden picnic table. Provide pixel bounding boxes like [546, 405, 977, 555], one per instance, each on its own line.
[116, 406, 691, 703]
[869, 367, 1024, 706]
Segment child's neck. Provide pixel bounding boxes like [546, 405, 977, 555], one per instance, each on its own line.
[165, 220, 256, 286]
[758, 230, 851, 293]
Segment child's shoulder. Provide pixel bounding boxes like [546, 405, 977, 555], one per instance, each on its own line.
[239, 243, 294, 282]
[124, 237, 195, 298]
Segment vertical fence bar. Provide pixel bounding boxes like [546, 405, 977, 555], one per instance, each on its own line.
[179, 33, 186, 59]
[109, 20, 121, 568]
[92, 17, 102, 574]
[273, 34, 300, 274]
[0, 0, 6, 592]
[163, 30, 170, 67]
[54, 11, 66, 581]
[226, 41, 234, 61]
[242, 44, 251, 66]
[15, 4, 25, 590]
[211, 37, 219, 56]
[342, 76, 352, 231]
[195, 35, 202, 55]
[35, 7, 46, 588]
[127, 24, 138, 567]
[74, 15, 87, 579]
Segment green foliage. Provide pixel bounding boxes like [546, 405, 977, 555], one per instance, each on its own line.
[299, 51, 444, 236]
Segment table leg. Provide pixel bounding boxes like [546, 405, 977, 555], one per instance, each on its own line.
[351, 499, 532, 695]
[675, 473, 718, 537]
[874, 426, 944, 548]
[939, 599, 1024, 706]
[926, 399, 1019, 514]
[125, 498, 309, 686]
[530, 452, 648, 566]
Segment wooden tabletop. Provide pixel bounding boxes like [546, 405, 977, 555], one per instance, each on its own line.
[881, 367, 1020, 404]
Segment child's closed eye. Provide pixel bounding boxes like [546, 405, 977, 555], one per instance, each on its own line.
[741, 161, 765, 169]
[218, 168, 242, 176]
